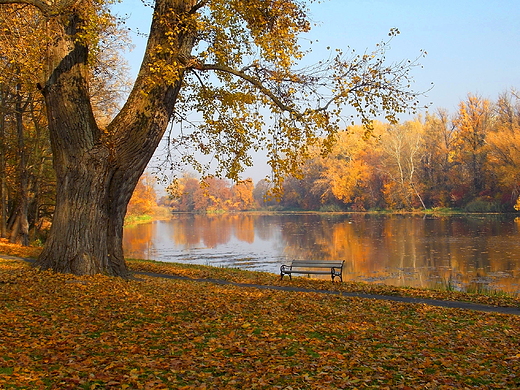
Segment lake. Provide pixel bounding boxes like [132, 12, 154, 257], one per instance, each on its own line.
[123, 213, 520, 294]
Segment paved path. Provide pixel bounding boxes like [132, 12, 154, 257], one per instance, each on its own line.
[3, 255, 519, 316]
[134, 271, 520, 316]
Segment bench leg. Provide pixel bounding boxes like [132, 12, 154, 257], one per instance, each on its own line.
[280, 265, 293, 281]
[331, 268, 343, 283]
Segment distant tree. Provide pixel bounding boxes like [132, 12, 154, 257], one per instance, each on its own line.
[167, 174, 200, 212]
[127, 174, 157, 216]
[231, 179, 256, 211]
[452, 95, 493, 199]
[379, 120, 425, 209]
[281, 153, 330, 210]
[266, 92, 520, 212]
[168, 175, 248, 212]
[198, 177, 232, 212]
[487, 90, 520, 208]
[253, 179, 278, 209]
[419, 110, 457, 207]
[320, 126, 380, 210]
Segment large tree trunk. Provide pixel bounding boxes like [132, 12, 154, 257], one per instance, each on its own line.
[38, 151, 131, 275]
[36, 0, 197, 276]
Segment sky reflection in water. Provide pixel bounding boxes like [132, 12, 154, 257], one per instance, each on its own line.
[123, 213, 520, 294]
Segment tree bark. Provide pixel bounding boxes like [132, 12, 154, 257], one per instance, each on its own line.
[0, 87, 7, 238]
[36, 0, 197, 276]
[38, 151, 128, 275]
[9, 82, 30, 245]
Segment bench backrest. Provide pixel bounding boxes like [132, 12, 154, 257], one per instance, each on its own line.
[290, 260, 344, 268]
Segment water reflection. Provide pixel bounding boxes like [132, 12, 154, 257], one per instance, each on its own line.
[123, 213, 520, 294]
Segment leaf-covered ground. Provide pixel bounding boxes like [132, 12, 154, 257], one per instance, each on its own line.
[2, 238, 519, 308]
[127, 259, 520, 309]
[1, 258, 519, 389]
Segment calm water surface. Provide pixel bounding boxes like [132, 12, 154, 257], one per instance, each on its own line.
[123, 213, 520, 294]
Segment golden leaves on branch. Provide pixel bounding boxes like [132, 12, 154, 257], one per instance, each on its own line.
[3, 0, 429, 203]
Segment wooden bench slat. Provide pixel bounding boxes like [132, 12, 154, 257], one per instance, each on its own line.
[290, 260, 343, 265]
[290, 260, 343, 264]
[280, 260, 344, 282]
[288, 262, 343, 268]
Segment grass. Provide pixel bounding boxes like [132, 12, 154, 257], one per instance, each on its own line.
[0, 256, 519, 389]
[124, 214, 154, 226]
[124, 206, 172, 227]
[432, 275, 519, 301]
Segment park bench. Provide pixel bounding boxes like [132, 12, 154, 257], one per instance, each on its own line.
[280, 260, 344, 282]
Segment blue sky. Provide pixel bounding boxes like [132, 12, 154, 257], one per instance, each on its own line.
[113, 0, 520, 181]
[306, 0, 520, 114]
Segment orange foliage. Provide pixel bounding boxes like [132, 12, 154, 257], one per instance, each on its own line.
[168, 176, 256, 212]
[487, 91, 520, 204]
[127, 174, 157, 216]
[276, 91, 520, 211]
[322, 127, 382, 210]
[452, 95, 493, 197]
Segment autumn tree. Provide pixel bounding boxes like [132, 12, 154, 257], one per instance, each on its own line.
[127, 173, 158, 216]
[0, 0, 424, 276]
[1, 3, 132, 248]
[320, 125, 381, 210]
[281, 153, 331, 210]
[252, 179, 278, 209]
[261, 92, 520, 212]
[197, 177, 232, 212]
[418, 110, 456, 207]
[167, 174, 200, 212]
[452, 95, 493, 201]
[0, 5, 53, 244]
[168, 176, 255, 212]
[378, 120, 426, 209]
[231, 178, 255, 211]
[487, 90, 520, 208]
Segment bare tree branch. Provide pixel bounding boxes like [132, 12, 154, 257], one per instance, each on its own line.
[0, 0, 81, 16]
[190, 0, 209, 14]
[195, 63, 304, 119]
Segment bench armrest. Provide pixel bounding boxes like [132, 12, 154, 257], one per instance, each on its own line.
[280, 264, 293, 280]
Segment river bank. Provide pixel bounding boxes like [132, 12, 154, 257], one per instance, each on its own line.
[2, 235, 519, 308]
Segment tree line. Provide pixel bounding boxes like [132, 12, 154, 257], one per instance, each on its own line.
[167, 92, 520, 213]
